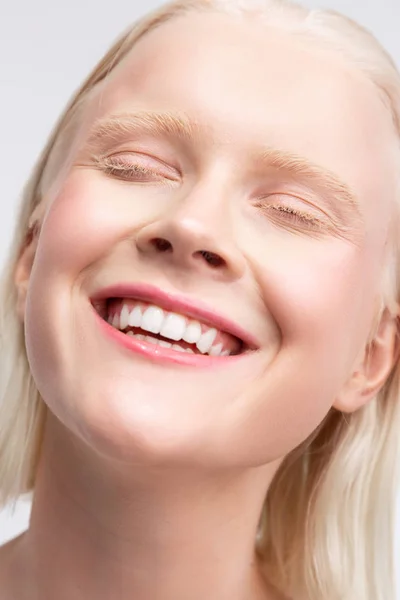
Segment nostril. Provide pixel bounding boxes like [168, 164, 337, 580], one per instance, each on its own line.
[197, 250, 225, 268]
[152, 238, 173, 253]
[148, 239, 225, 268]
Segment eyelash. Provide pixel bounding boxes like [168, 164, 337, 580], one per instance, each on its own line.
[98, 154, 178, 185]
[99, 156, 323, 229]
[103, 164, 165, 181]
[253, 200, 323, 229]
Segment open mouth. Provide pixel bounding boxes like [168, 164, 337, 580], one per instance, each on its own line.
[92, 297, 248, 357]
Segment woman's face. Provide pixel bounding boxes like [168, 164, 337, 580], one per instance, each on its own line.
[19, 12, 398, 467]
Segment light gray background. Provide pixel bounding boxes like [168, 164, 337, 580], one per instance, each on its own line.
[0, 0, 399, 590]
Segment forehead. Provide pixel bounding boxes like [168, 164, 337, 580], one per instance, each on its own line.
[88, 11, 398, 233]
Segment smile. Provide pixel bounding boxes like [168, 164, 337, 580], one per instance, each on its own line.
[97, 298, 242, 356]
[89, 282, 259, 364]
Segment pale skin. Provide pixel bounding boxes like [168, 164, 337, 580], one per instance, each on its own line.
[1, 10, 400, 600]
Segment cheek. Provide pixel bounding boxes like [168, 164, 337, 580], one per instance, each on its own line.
[38, 172, 115, 274]
[37, 168, 164, 275]
[22, 172, 134, 419]
[254, 234, 378, 377]
[222, 239, 379, 463]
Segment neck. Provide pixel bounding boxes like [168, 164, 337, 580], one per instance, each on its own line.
[9, 412, 282, 600]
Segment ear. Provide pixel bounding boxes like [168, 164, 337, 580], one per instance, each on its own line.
[14, 219, 41, 323]
[333, 308, 400, 413]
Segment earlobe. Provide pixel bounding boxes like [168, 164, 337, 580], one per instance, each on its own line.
[333, 309, 400, 414]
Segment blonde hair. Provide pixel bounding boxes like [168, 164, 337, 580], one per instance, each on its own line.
[1, 1, 400, 599]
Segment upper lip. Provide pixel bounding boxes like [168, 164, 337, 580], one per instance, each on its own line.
[90, 282, 260, 351]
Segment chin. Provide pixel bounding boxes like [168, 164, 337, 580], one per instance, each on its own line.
[59, 382, 217, 467]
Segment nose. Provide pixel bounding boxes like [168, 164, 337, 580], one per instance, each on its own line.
[134, 188, 246, 280]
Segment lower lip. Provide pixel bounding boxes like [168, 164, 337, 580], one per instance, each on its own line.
[91, 304, 247, 368]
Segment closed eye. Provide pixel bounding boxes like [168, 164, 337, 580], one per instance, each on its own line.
[96, 153, 180, 184]
[264, 204, 322, 226]
[104, 163, 161, 181]
[253, 196, 326, 231]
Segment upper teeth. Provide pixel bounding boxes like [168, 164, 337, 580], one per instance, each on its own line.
[109, 303, 230, 356]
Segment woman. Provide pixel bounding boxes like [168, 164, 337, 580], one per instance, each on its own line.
[0, 1, 399, 598]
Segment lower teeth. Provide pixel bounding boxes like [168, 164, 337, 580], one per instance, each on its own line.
[125, 331, 194, 354]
